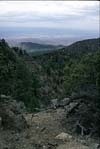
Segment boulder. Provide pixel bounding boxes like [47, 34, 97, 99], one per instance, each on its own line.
[55, 132, 72, 142]
[51, 98, 71, 109]
[58, 98, 70, 107]
[51, 99, 58, 109]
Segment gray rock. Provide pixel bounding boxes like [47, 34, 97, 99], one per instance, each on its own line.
[58, 98, 70, 107]
[51, 98, 71, 109]
[55, 132, 73, 142]
[51, 99, 58, 108]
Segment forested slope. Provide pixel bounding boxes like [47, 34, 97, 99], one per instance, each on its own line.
[0, 38, 100, 109]
[0, 39, 40, 111]
[0, 38, 100, 137]
[31, 38, 100, 99]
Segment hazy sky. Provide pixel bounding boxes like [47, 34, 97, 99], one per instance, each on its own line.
[0, 1, 99, 39]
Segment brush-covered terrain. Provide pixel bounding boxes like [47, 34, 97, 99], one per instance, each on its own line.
[0, 38, 100, 149]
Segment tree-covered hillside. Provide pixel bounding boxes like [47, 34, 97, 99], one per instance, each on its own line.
[0, 38, 100, 109]
[0, 38, 100, 136]
[30, 38, 100, 100]
[29, 37, 100, 136]
[0, 39, 40, 111]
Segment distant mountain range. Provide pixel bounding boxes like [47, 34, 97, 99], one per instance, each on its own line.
[19, 42, 64, 53]
[5, 37, 99, 55]
[6, 37, 86, 47]
[19, 37, 99, 54]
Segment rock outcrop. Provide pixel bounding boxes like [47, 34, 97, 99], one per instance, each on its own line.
[50, 98, 70, 109]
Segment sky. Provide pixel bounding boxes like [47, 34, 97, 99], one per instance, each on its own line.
[0, 1, 99, 40]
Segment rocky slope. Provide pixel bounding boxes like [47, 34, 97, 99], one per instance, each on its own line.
[0, 95, 100, 149]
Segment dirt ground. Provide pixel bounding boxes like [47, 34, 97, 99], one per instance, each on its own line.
[0, 108, 99, 149]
